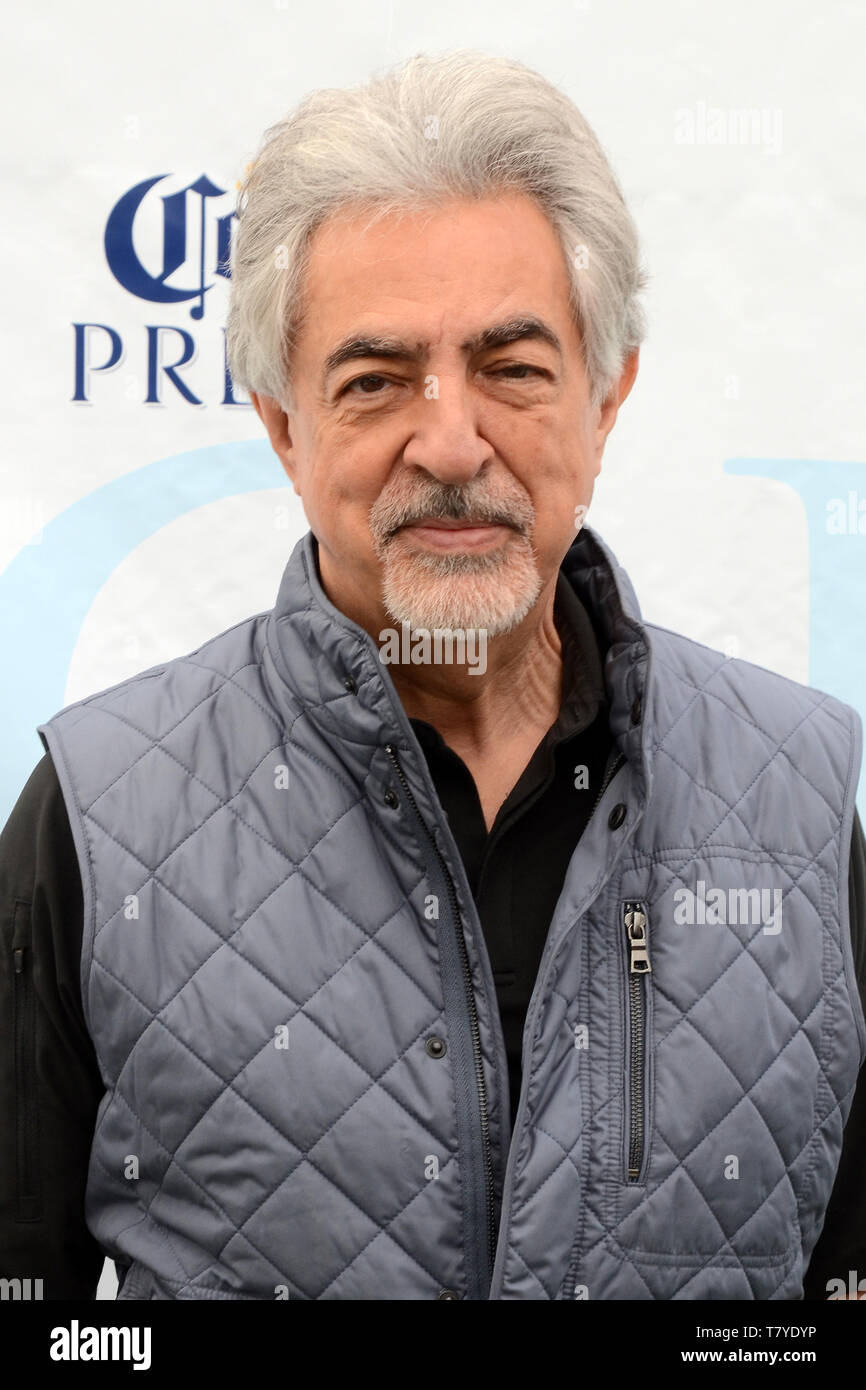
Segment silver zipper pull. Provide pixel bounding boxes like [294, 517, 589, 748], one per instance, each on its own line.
[624, 903, 652, 974]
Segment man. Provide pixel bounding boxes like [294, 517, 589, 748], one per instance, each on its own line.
[1, 51, 864, 1301]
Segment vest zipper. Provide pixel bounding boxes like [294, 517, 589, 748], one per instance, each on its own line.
[623, 900, 652, 1182]
[383, 743, 496, 1285]
[590, 750, 626, 821]
[11, 903, 42, 1221]
[498, 745, 630, 1299]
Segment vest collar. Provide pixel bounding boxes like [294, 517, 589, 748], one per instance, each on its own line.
[265, 524, 653, 804]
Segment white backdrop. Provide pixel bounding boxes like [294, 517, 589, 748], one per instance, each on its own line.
[2, 0, 864, 1298]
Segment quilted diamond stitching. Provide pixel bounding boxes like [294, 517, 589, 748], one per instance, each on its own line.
[86, 817, 445, 1132]
[75, 651, 464, 1293]
[567, 637, 852, 1296]
[652, 649, 848, 819]
[107, 1074, 459, 1298]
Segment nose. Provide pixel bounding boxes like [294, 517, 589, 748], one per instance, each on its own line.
[400, 375, 494, 485]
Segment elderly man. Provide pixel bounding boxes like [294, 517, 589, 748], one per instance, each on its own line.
[1, 51, 864, 1302]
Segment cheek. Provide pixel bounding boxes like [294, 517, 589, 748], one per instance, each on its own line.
[502, 404, 583, 468]
[516, 438, 595, 548]
[513, 420, 586, 496]
[304, 452, 390, 538]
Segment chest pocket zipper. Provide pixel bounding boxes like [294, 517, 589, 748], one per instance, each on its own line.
[11, 900, 42, 1221]
[623, 901, 653, 1184]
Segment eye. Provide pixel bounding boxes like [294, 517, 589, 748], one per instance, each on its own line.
[343, 373, 390, 396]
[491, 363, 545, 380]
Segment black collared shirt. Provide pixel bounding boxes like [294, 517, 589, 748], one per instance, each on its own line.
[0, 580, 864, 1298]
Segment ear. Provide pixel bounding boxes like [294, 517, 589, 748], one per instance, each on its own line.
[249, 391, 300, 491]
[593, 347, 640, 463]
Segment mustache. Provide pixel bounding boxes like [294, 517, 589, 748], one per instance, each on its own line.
[370, 484, 534, 544]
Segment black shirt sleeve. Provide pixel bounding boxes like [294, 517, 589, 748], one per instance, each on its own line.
[802, 806, 866, 1299]
[0, 752, 106, 1298]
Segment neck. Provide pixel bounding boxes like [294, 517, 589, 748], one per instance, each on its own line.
[384, 576, 563, 759]
[313, 538, 566, 757]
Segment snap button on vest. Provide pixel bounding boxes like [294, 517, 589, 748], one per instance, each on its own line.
[425, 1036, 447, 1058]
[343, 675, 357, 693]
[383, 789, 399, 808]
[608, 803, 627, 829]
[437, 1289, 460, 1300]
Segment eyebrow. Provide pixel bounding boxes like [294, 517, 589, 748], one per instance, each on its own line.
[321, 315, 563, 386]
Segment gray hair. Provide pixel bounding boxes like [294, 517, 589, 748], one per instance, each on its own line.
[226, 50, 649, 412]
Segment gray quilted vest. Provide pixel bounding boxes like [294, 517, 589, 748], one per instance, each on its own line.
[37, 525, 866, 1300]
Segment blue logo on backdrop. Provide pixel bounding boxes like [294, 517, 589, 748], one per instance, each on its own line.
[0, 451, 864, 822]
[73, 174, 246, 406]
[105, 174, 234, 318]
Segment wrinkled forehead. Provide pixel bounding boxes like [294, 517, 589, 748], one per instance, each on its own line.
[292, 191, 579, 375]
